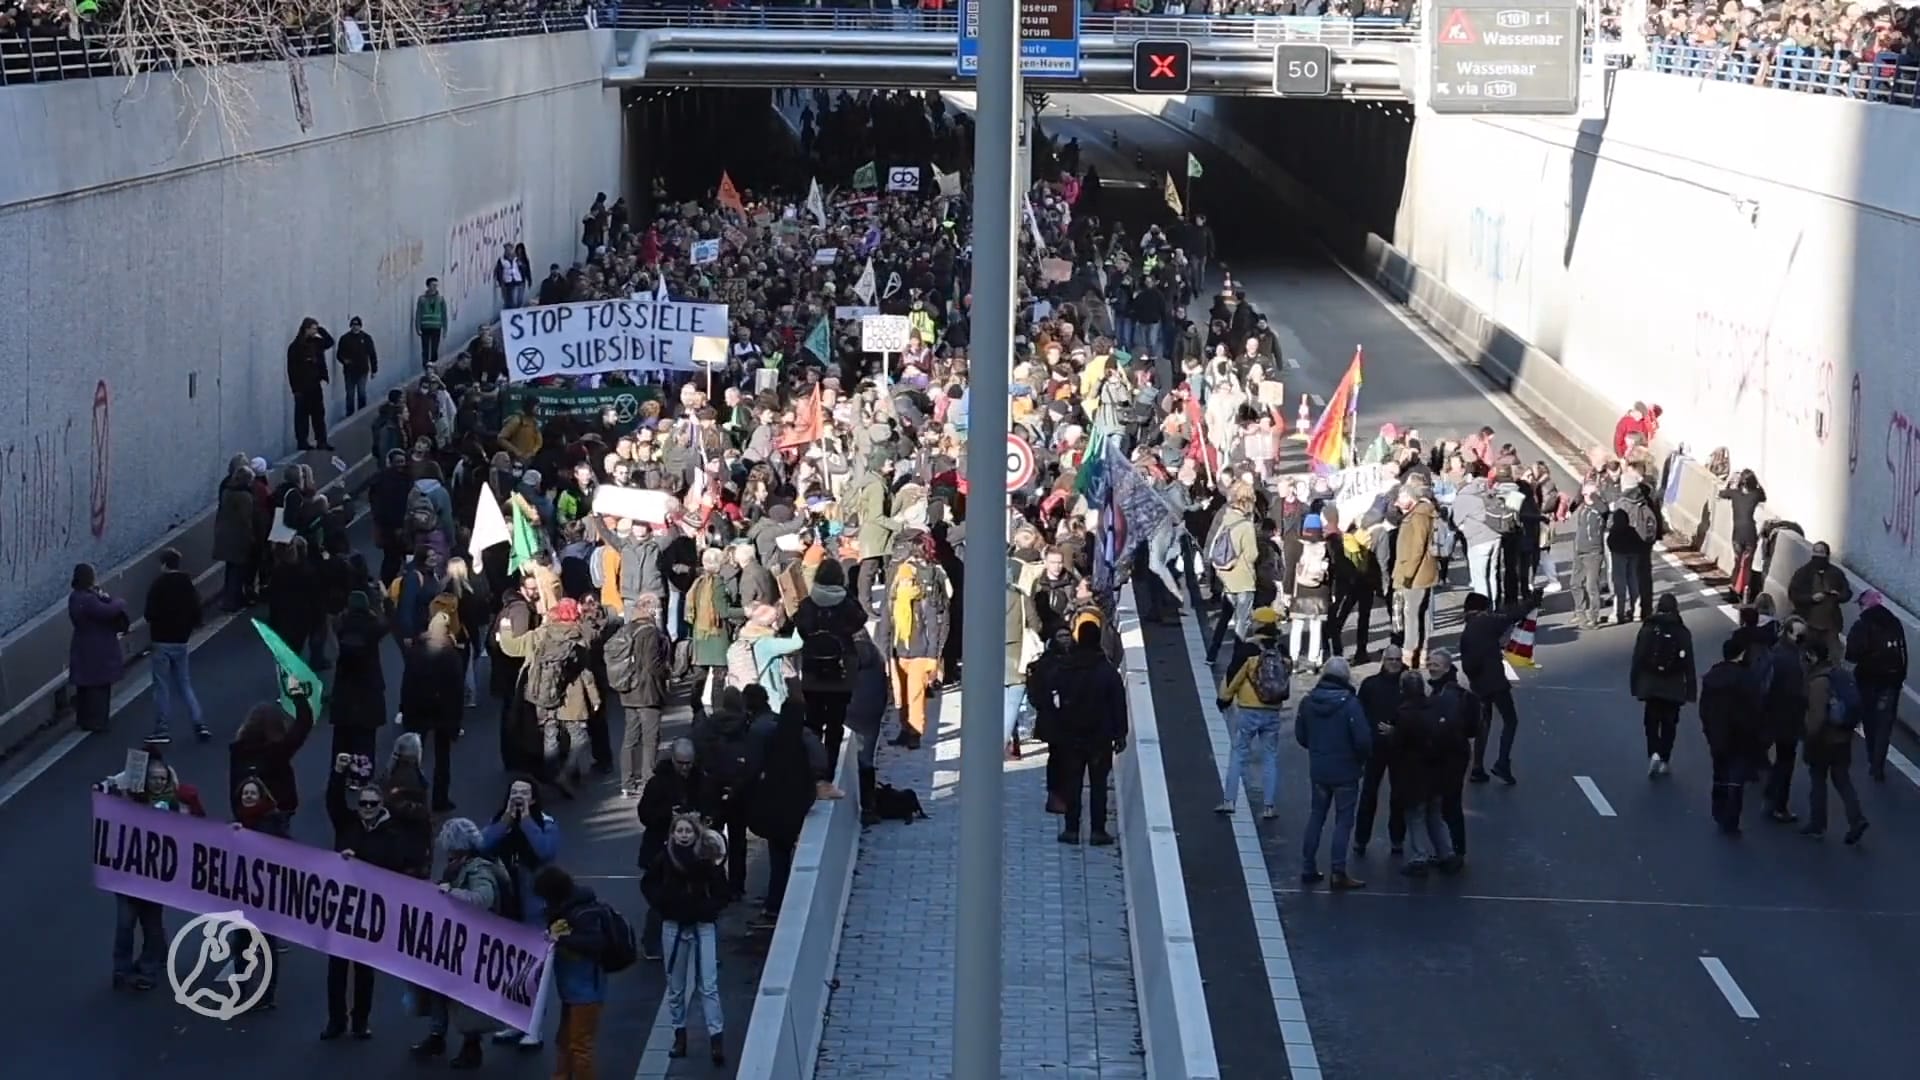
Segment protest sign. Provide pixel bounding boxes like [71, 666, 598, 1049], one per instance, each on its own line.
[886, 166, 921, 192]
[591, 486, 675, 524]
[861, 315, 913, 354]
[834, 305, 879, 321]
[722, 225, 748, 250]
[90, 793, 552, 1030]
[812, 248, 840, 267]
[690, 239, 720, 265]
[501, 298, 730, 381]
[499, 384, 658, 433]
[1040, 258, 1074, 284]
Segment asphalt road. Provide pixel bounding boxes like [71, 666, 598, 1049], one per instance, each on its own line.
[1050, 92, 1920, 1080]
[1, 512, 768, 1078]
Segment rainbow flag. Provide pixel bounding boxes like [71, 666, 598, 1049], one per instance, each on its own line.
[1306, 347, 1364, 472]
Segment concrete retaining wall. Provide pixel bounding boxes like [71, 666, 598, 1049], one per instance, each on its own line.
[1115, 74, 1920, 714]
[0, 30, 623, 639]
[1118, 586, 1220, 1080]
[735, 743, 861, 1080]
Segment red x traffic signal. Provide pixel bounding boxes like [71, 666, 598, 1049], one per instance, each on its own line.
[1132, 39, 1191, 94]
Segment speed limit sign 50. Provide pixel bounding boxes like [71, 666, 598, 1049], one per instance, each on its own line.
[1006, 433, 1036, 492]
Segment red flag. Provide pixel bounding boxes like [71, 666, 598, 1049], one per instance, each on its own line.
[1306, 347, 1365, 471]
[777, 386, 824, 450]
[717, 171, 745, 214]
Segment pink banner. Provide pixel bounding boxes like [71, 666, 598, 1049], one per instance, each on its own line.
[90, 792, 551, 1029]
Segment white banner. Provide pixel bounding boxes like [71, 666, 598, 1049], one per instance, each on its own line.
[861, 315, 913, 354]
[501, 299, 730, 381]
[591, 485, 675, 525]
[834, 305, 880, 321]
[935, 168, 961, 197]
[691, 239, 720, 265]
[886, 166, 921, 192]
[813, 248, 840, 266]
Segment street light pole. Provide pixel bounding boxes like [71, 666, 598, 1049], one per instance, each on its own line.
[955, 0, 1018, 1074]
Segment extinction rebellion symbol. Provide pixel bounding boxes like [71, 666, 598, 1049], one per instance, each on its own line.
[515, 348, 546, 378]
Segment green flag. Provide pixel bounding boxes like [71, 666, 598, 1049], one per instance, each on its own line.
[1074, 413, 1117, 498]
[802, 317, 831, 362]
[509, 498, 540, 574]
[251, 618, 324, 719]
[852, 161, 878, 190]
[1187, 152, 1204, 179]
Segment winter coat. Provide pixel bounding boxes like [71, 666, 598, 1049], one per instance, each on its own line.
[399, 636, 466, 734]
[849, 474, 896, 562]
[592, 518, 665, 609]
[1762, 637, 1809, 744]
[686, 574, 735, 669]
[1786, 557, 1852, 634]
[229, 697, 316, 817]
[741, 711, 829, 845]
[438, 854, 513, 1032]
[1606, 485, 1660, 555]
[1802, 664, 1852, 762]
[1293, 676, 1371, 787]
[143, 569, 203, 646]
[641, 842, 730, 925]
[1458, 598, 1536, 698]
[1629, 612, 1698, 705]
[1450, 480, 1498, 549]
[1213, 506, 1260, 595]
[1571, 501, 1608, 556]
[1845, 605, 1910, 687]
[614, 617, 669, 710]
[69, 588, 130, 688]
[792, 585, 867, 694]
[542, 885, 611, 1005]
[1698, 659, 1765, 764]
[878, 557, 951, 661]
[324, 771, 414, 868]
[637, 758, 713, 845]
[479, 812, 562, 924]
[499, 621, 602, 724]
[213, 476, 261, 564]
[1392, 498, 1441, 590]
[1030, 643, 1129, 743]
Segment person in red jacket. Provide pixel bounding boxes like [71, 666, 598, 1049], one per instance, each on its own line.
[1613, 401, 1662, 457]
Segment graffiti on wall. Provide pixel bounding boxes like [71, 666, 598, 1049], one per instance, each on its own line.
[0, 381, 112, 581]
[443, 200, 525, 327]
[91, 380, 110, 538]
[1466, 207, 1516, 285]
[1883, 404, 1920, 549]
[376, 237, 426, 291]
[1689, 311, 1836, 446]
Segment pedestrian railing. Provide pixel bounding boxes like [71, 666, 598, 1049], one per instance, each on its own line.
[1641, 40, 1920, 108]
[0, 7, 596, 87]
[610, 7, 1419, 45]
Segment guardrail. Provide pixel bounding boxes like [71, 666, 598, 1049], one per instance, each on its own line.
[1643, 40, 1920, 108]
[610, 7, 1418, 45]
[0, 8, 595, 87]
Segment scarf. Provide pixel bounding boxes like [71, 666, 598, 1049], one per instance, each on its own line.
[891, 561, 921, 649]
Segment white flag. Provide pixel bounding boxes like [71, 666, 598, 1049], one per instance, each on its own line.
[853, 258, 877, 305]
[806, 177, 827, 228]
[1022, 195, 1045, 249]
[882, 271, 903, 300]
[655, 275, 669, 302]
[935, 168, 961, 198]
[469, 480, 509, 561]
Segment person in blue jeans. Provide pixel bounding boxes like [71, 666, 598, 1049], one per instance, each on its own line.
[142, 548, 208, 743]
[1213, 611, 1288, 817]
[1294, 658, 1372, 889]
[1844, 589, 1910, 783]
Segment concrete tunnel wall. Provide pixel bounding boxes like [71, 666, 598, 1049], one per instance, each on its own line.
[0, 31, 625, 636]
[1190, 76, 1920, 616]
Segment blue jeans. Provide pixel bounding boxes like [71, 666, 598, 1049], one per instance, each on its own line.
[1221, 705, 1282, 809]
[1003, 685, 1029, 743]
[1465, 541, 1498, 600]
[343, 371, 368, 416]
[1302, 781, 1360, 875]
[113, 896, 165, 978]
[666, 587, 685, 643]
[663, 921, 723, 1036]
[1862, 683, 1900, 776]
[150, 642, 204, 736]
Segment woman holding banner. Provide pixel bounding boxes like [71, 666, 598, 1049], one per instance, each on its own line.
[412, 818, 511, 1067]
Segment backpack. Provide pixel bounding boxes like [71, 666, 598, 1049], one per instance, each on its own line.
[405, 486, 439, 538]
[1207, 519, 1238, 571]
[1627, 499, 1659, 544]
[482, 858, 521, 922]
[801, 627, 851, 685]
[581, 900, 639, 973]
[873, 783, 928, 822]
[1251, 646, 1291, 706]
[1430, 514, 1458, 560]
[1293, 543, 1329, 590]
[603, 621, 645, 695]
[526, 630, 586, 712]
[1857, 618, 1906, 681]
[1484, 493, 1519, 535]
[725, 638, 762, 691]
[1824, 668, 1862, 730]
[1644, 623, 1687, 676]
[704, 724, 753, 800]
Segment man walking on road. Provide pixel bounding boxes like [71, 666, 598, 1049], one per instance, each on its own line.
[1296, 657, 1371, 890]
[1460, 589, 1542, 785]
[143, 548, 208, 744]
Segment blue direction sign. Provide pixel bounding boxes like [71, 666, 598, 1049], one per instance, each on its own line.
[957, 0, 1081, 80]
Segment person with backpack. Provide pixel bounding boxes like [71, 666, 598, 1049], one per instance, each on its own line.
[1630, 592, 1698, 777]
[1389, 479, 1443, 667]
[1212, 608, 1289, 818]
[726, 603, 807, 712]
[1459, 589, 1542, 785]
[607, 593, 670, 798]
[497, 598, 602, 798]
[1287, 514, 1333, 673]
[879, 536, 951, 751]
[1205, 480, 1261, 663]
[741, 691, 837, 925]
[639, 811, 731, 1066]
[1699, 636, 1767, 834]
[400, 611, 466, 812]
[793, 560, 867, 763]
[1606, 466, 1660, 624]
[693, 691, 755, 897]
[1845, 588, 1909, 782]
[1449, 465, 1502, 603]
[406, 461, 456, 564]
[410, 818, 510, 1067]
[1294, 658, 1372, 890]
[534, 863, 636, 1077]
[1800, 639, 1869, 844]
[478, 778, 562, 1049]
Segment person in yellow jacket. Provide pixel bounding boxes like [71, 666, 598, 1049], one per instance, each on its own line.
[1214, 608, 1288, 819]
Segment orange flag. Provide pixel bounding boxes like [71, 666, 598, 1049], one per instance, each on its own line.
[717, 171, 745, 213]
[777, 385, 825, 450]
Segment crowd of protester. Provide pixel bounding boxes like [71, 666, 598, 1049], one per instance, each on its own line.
[1642, 0, 1920, 94]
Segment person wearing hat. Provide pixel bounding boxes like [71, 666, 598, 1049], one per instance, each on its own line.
[1844, 588, 1909, 782]
[336, 315, 379, 417]
[1214, 607, 1288, 818]
[1288, 514, 1334, 673]
[1786, 540, 1851, 664]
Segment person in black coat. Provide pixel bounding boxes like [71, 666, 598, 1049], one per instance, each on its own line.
[1352, 654, 1407, 857]
[1423, 649, 1475, 858]
[1844, 590, 1910, 782]
[1699, 637, 1766, 834]
[792, 560, 866, 763]
[228, 682, 316, 820]
[1039, 620, 1129, 845]
[615, 594, 672, 798]
[400, 612, 466, 812]
[287, 317, 335, 451]
[740, 692, 830, 926]
[492, 578, 543, 774]
[637, 738, 712, 956]
[265, 539, 322, 655]
[1716, 469, 1767, 604]
[1458, 589, 1541, 784]
[323, 755, 412, 1039]
[1761, 619, 1811, 823]
[1630, 592, 1699, 776]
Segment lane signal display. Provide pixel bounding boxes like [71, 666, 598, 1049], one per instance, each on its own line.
[1131, 39, 1191, 94]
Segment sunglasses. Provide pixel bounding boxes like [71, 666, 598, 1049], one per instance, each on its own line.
[358, 800, 383, 809]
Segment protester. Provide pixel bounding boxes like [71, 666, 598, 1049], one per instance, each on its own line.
[1459, 590, 1542, 785]
[1800, 640, 1870, 844]
[1294, 658, 1371, 890]
[69, 562, 128, 733]
[412, 817, 511, 1066]
[288, 317, 335, 451]
[323, 747, 411, 1040]
[1213, 608, 1288, 818]
[1845, 589, 1910, 782]
[400, 610, 467, 811]
[533, 864, 620, 1077]
[608, 592, 671, 797]
[142, 548, 208, 743]
[1038, 620, 1128, 845]
[1699, 637, 1765, 835]
[227, 680, 316, 820]
[741, 689, 835, 925]
[1629, 592, 1698, 777]
[640, 811, 731, 1066]
[98, 753, 205, 990]
[480, 777, 562, 1048]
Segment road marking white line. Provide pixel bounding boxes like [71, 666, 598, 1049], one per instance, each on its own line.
[1174, 595, 1322, 1070]
[1699, 957, 1760, 1019]
[1573, 776, 1617, 817]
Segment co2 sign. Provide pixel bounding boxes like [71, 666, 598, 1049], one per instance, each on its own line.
[1006, 432, 1036, 492]
[1273, 43, 1331, 97]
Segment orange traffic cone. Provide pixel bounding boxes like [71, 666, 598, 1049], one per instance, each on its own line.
[1505, 614, 1539, 669]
